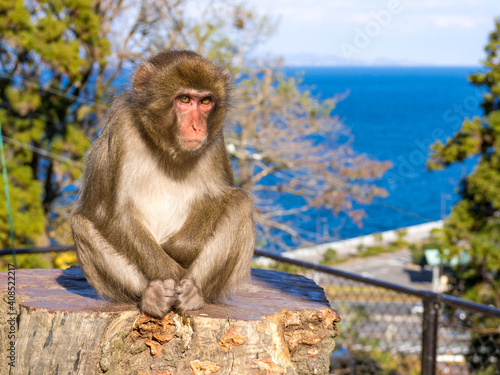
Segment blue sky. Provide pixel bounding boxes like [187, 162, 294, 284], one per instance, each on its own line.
[250, 0, 500, 66]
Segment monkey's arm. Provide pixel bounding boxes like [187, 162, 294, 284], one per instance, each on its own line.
[73, 209, 186, 283]
[107, 211, 187, 280]
[163, 189, 255, 311]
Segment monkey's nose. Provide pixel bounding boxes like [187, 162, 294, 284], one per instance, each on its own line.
[191, 123, 205, 135]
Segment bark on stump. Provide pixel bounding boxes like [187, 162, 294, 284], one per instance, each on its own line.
[0, 267, 340, 375]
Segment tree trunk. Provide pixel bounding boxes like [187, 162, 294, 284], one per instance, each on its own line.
[0, 267, 339, 375]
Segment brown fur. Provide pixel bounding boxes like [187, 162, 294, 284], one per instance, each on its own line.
[71, 50, 255, 318]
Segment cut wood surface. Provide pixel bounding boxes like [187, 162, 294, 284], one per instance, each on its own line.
[0, 267, 340, 375]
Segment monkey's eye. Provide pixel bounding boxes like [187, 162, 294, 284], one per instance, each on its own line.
[179, 96, 190, 103]
[201, 97, 212, 105]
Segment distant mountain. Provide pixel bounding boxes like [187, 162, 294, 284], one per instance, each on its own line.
[275, 53, 458, 67]
[280, 53, 348, 67]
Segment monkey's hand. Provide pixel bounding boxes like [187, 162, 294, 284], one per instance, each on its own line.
[140, 279, 177, 318]
[175, 279, 205, 312]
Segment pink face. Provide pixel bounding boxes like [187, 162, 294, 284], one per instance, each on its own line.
[175, 90, 215, 149]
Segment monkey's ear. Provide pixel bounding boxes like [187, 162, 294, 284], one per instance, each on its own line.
[133, 64, 154, 93]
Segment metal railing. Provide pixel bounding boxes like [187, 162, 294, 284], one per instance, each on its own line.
[2, 246, 500, 374]
[254, 249, 500, 375]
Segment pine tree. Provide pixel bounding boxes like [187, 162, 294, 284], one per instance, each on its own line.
[428, 18, 500, 306]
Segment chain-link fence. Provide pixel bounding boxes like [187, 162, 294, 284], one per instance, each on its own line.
[255, 250, 500, 375]
[322, 275, 423, 374]
[319, 273, 500, 375]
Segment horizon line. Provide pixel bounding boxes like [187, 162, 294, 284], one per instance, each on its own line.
[281, 64, 482, 68]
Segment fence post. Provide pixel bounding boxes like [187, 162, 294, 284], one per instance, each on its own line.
[421, 294, 439, 375]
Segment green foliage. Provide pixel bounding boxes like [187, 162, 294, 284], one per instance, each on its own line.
[395, 228, 407, 241]
[0, 0, 109, 248]
[0, 252, 52, 271]
[356, 237, 408, 258]
[0, 157, 44, 246]
[428, 18, 500, 307]
[253, 258, 306, 274]
[372, 232, 383, 243]
[408, 244, 422, 265]
[359, 245, 390, 257]
[264, 261, 307, 275]
[408, 241, 443, 266]
[319, 248, 339, 265]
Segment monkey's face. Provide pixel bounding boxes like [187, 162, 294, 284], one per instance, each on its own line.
[132, 51, 231, 158]
[174, 90, 215, 150]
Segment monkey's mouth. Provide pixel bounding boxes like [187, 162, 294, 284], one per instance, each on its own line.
[180, 138, 205, 149]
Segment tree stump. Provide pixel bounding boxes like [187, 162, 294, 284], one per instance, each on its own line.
[0, 267, 340, 375]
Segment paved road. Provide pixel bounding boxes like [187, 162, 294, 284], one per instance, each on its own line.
[330, 249, 433, 290]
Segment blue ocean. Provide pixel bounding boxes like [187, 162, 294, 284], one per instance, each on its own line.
[281, 66, 482, 244]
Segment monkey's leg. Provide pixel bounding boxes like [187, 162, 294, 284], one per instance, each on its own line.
[72, 213, 148, 302]
[175, 190, 255, 312]
[72, 214, 179, 318]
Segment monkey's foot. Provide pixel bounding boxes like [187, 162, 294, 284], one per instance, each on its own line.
[140, 279, 177, 318]
[175, 279, 205, 312]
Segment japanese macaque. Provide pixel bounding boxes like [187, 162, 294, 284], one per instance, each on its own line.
[71, 50, 255, 318]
